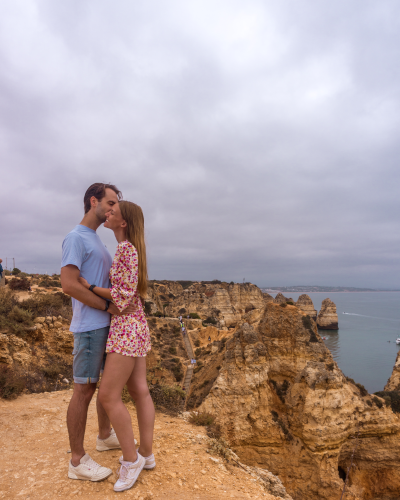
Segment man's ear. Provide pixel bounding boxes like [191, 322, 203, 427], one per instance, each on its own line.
[90, 196, 98, 208]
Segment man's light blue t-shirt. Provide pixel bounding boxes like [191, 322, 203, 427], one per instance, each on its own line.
[61, 225, 113, 333]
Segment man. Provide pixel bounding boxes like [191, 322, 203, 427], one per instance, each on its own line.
[61, 183, 136, 482]
[0, 259, 3, 279]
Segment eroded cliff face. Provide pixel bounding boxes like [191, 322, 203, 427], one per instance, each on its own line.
[317, 298, 339, 330]
[200, 302, 400, 500]
[296, 294, 317, 321]
[149, 282, 266, 328]
[385, 351, 400, 391]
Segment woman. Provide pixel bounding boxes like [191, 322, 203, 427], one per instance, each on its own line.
[78, 201, 155, 492]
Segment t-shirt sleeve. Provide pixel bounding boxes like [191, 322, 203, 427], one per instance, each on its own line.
[61, 232, 86, 270]
[110, 242, 138, 312]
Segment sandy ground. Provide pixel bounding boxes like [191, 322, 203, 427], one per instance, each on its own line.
[0, 390, 272, 500]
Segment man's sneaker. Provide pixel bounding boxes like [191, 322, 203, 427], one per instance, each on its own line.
[119, 452, 156, 470]
[96, 428, 121, 451]
[114, 454, 145, 492]
[68, 454, 112, 481]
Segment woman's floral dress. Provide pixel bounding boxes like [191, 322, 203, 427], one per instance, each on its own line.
[106, 240, 151, 357]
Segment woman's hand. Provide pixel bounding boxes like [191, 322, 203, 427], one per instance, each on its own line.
[78, 276, 90, 290]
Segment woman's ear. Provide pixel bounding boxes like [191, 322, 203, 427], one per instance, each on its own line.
[121, 220, 127, 228]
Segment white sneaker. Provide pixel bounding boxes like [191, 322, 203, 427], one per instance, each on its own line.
[114, 454, 145, 492]
[119, 451, 156, 470]
[96, 428, 121, 451]
[68, 453, 112, 481]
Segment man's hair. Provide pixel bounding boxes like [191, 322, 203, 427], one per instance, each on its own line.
[84, 183, 122, 213]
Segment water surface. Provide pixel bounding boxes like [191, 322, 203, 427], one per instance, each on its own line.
[271, 292, 400, 393]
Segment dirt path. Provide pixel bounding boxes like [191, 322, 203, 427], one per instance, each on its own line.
[0, 390, 274, 500]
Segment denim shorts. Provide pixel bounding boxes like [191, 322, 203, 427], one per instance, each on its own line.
[72, 327, 109, 384]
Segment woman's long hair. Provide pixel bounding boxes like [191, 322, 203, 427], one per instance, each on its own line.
[119, 201, 148, 298]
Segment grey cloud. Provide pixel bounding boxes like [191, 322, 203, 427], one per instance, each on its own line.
[1, 0, 400, 288]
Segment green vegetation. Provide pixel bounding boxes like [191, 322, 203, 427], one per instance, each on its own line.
[205, 317, 217, 325]
[188, 412, 215, 426]
[189, 312, 201, 319]
[374, 391, 400, 413]
[11, 268, 21, 276]
[8, 278, 30, 291]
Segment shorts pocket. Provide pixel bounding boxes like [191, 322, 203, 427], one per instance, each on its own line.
[72, 334, 81, 356]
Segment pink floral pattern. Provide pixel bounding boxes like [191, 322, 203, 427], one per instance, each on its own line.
[106, 240, 151, 357]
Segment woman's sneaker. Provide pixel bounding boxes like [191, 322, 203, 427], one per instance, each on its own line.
[119, 452, 156, 469]
[114, 454, 145, 492]
[96, 428, 121, 451]
[68, 454, 112, 481]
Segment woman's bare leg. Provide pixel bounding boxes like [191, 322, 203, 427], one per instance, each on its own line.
[126, 357, 155, 457]
[98, 353, 137, 463]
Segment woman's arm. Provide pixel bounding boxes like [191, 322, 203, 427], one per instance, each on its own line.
[78, 276, 112, 300]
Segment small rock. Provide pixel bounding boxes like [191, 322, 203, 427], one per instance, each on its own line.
[201, 470, 207, 474]
[209, 457, 219, 463]
[107, 475, 116, 484]
[63, 378, 69, 384]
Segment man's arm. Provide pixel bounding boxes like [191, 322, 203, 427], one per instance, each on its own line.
[61, 265, 108, 310]
[61, 265, 136, 316]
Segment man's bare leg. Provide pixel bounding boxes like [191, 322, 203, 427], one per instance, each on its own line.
[67, 383, 96, 467]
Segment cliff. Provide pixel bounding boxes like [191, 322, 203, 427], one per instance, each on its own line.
[200, 302, 400, 500]
[147, 282, 265, 328]
[317, 298, 339, 330]
[385, 351, 400, 391]
[296, 294, 317, 321]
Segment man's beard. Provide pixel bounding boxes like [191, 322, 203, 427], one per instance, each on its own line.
[96, 207, 107, 223]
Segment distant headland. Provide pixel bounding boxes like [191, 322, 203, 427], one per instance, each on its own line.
[262, 286, 400, 293]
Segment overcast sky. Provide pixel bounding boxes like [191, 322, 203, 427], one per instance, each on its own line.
[1, 0, 400, 288]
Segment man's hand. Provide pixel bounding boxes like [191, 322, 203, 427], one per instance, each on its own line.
[108, 302, 137, 316]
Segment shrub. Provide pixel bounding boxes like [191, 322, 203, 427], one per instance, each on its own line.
[372, 396, 383, 408]
[19, 292, 71, 319]
[11, 268, 21, 276]
[374, 391, 400, 413]
[286, 301, 294, 305]
[195, 348, 202, 356]
[326, 363, 335, 371]
[144, 301, 152, 315]
[189, 312, 201, 320]
[356, 383, 368, 397]
[0, 365, 25, 399]
[153, 311, 163, 317]
[8, 278, 31, 291]
[206, 422, 222, 439]
[178, 308, 187, 314]
[205, 317, 217, 325]
[149, 384, 186, 414]
[194, 340, 200, 347]
[169, 346, 177, 355]
[188, 412, 215, 426]
[280, 303, 287, 308]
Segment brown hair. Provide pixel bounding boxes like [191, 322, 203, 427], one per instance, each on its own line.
[84, 183, 122, 213]
[119, 201, 148, 298]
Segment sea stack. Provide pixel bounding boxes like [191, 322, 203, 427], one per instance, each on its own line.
[296, 294, 317, 321]
[316, 298, 339, 330]
[274, 292, 294, 304]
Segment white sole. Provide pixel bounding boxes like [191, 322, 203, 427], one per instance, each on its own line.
[143, 463, 156, 470]
[96, 443, 121, 452]
[68, 469, 112, 482]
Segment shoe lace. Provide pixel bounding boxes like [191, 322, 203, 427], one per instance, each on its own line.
[116, 464, 129, 482]
[85, 457, 101, 471]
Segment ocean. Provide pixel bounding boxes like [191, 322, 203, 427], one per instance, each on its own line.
[270, 292, 400, 394]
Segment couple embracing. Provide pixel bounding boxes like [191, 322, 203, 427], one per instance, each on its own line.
[61, 183, 155, 492]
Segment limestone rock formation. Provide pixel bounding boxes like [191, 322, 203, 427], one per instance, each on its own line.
[273, 292, 294, 304]
[200, 302, 400, 500]
[296, 294, 317, 321]
[148, 282, 266, 328]
[385, 351, 400, 391]
[263, 292, 274, 303]
[0, 334, 32, 366]
[317, 298, 339, 329]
